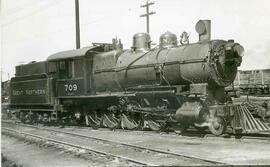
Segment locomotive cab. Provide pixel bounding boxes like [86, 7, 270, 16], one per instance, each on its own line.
[47, 47, 91, 97]
[47, 42, 122, 97]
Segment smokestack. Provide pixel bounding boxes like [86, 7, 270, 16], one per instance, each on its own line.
[195, 20, 211, 42]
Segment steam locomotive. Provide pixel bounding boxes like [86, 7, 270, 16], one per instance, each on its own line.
[9, 20, 246, 135]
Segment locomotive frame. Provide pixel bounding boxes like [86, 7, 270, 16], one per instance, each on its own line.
[8, 20, 269, 135]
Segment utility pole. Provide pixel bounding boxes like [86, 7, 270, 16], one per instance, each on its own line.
[1, 68, 2, 82]
[75, 0, 80, 49]
[140, 1, 155, 34]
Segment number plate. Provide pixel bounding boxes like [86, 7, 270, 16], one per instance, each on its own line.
[57, 79, 84, 96]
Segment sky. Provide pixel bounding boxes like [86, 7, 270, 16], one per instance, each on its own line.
[1, 0, 270, 81]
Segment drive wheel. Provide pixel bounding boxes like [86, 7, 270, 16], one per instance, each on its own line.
[85, 111, 101, 129]
[208, 117, 226, 136]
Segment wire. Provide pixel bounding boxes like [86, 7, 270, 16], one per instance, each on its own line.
[2, 0, 63, 27]
[2, 1, 44, 17]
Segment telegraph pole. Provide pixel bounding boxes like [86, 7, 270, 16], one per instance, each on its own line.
[75, 0, 80, 49]
[140, 1, 156, 34]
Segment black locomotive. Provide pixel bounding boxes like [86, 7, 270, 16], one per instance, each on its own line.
[9, 20, 247, 135]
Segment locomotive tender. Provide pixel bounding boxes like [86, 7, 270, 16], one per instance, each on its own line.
[9, 20, 246, 135]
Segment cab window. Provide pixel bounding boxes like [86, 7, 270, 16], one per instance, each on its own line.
[74, 59, 84, 77]
[58, 60, 74, 79]
[48, 62, 57, 73]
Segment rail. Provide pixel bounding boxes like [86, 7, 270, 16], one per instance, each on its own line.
[2, 121, 226, 166]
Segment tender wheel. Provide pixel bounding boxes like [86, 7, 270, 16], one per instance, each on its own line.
[19, 111, 26, 123]
[208, 117, 226, 136]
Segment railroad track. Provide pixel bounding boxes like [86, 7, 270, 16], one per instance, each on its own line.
[2, 121, 226, 166]
[174, 129, 270, 141]
[2, 127, 146, 166]
[3, 120, 270, 142]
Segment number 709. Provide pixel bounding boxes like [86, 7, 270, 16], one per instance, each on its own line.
[64, 84, 78, 92]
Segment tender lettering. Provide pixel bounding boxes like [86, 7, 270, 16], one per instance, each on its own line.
[12, 89, 46, 96]
[25, 89, 46, 95]
[12, 90, 23, 96]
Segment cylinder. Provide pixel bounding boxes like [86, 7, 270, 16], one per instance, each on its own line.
[175, 102, 209, 125]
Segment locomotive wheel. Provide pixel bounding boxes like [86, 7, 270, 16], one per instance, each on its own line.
[120, 114, 139, 130]
[85, 112, 101, 129]
[19, 112, 26, 123]
[102, 113, 119, 130]
[208, 117, 226, 136]
[194, 122, 208, 132]
[174, 124, 189, 134]
[146, 119, 161, 131]
[194, 126, 208, 132]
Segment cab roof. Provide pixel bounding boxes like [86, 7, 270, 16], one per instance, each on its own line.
[47, 46, 94, 61]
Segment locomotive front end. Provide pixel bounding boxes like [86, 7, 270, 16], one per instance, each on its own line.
[175, 20, 244, 88]
[208, 39, 244, 87]
[175, 20, 244, 135]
